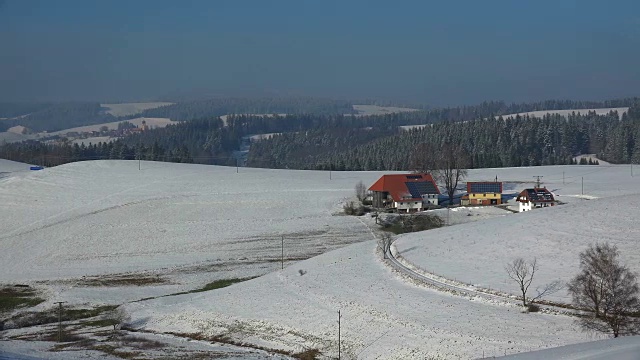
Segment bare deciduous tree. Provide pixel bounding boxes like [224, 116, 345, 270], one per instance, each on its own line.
[355, 181, 367, 202]
[378, 233, 393, 259]
[568, 243, 640, 337]
[435, 143, 469, 207]
[410, 142, 469, 206]
[104, 307, 131, 332]
[505, 258, 537, 309]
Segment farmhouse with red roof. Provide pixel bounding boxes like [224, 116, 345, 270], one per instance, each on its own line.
[368, 173, 440, 213]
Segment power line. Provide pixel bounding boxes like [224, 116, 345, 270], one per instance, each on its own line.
[533, 176, 543, 188]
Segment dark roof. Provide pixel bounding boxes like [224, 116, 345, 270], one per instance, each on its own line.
[467, 182, 502, 194]
[516, 188, 555, 203]
[368, 174, 440, 202]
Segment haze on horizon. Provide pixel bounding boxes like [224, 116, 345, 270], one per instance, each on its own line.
[0, 0, 639, 105]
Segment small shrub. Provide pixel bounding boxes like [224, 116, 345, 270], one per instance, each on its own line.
[527, 303, 540, 313]
[343, 201, 356, 215]
[344, 201, 367, 216]
[121, 335, 165, 349]
[294, 348, 321, 360]
[381, 214, 444, 234]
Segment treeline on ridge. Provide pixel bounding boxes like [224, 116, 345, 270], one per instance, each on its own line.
[247, 104, 640, 170]
[1, 97, 639, 169]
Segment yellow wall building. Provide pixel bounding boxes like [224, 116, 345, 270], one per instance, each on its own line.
[461, 182, 503, 205]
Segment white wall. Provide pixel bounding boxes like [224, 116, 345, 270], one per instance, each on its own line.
[519, 201, 532, 212]
[395, 200, 423, 212]
[422, 194, 438, 205]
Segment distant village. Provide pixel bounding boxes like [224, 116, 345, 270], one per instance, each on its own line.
[40, 120, 150, 145]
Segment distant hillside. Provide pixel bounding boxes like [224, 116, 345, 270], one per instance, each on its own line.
[0, 102, 117, 132]
[0, 102, 52, 119]
[101, 102, 174, 117]
[131, 97, 356, 121]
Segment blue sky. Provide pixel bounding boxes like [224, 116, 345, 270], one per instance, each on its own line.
[0, 0, 639, 105]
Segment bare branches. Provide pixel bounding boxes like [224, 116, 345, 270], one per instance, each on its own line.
[355, 181, 367, 202]
[530, 280, 564, 304]
[410, 142, 469, 206]
[505, 258, 537, 308]
[104, 307, 131, 332]
[378, 233, 393, 259]
[505, 257, 563, 312]
[568, 243, 640, 337]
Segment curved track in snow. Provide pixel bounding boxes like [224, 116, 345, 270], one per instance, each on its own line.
[386, 244, 510, 302]
[385, 240, 579, 315]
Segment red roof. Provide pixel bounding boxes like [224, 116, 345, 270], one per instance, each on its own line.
[368, 173, 440, 202]
[516, 188, 555, 203]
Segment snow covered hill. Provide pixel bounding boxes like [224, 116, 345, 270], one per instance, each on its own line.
[395, 165, 640, 303]
[397, 194, 640, 303]
[500, 335, 640, 360]
[0, 161, 383, 284]
[2, 160, 640, 359]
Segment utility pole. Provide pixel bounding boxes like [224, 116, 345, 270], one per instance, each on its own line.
[533, 176, 543, 188]
[281, 236, 284, 270]
[563, 171, 565, 185]
[236, 158, 239, 173]
[338, 310, 341, 360]
[138, 138, 142, 171]
[632, 163, 634, 177]
[582, 177, 584, 195]
[54, 301, 65, 342]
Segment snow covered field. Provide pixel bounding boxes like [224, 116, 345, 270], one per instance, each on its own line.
[501, 335, 640, 360]
[395, 165, 640, 303]
[2, 160, 640, 358]
[0, 160, 384, 305]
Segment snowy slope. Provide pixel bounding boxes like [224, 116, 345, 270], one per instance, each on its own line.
[0, 159, 34, 175]
[396, 165, 640, 303]
[125, 240, 599, 360]
[0, 160, 385, 283]
[500, 336, 640, 360]
[3, 160, 639, 359]
[121, 164, 639, 359]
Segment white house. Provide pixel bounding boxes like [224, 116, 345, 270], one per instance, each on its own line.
[516, 188, 555, 212]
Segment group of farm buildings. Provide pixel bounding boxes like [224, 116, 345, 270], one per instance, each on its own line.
[367, 173, 556, 213]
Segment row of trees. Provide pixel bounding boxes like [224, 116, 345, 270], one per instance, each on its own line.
[506, 243, 639, 338]
[0, 140, 193, 167]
